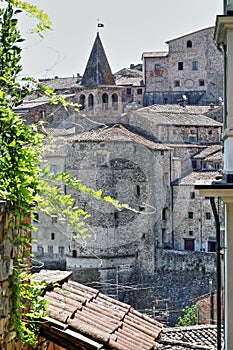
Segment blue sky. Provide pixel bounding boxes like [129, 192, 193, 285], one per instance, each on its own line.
[19, 0, 223, 79]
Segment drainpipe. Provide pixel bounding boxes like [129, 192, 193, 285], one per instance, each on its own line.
[210, 197, 222, 350]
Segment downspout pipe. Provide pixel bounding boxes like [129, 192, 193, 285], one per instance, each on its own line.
[210, 197, 222, 350]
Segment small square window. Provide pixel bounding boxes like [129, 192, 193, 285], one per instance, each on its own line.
[188, 211, 193, 219]
[137, 88, 142, 95]
[126, 88, 132, 95]
[190, 192, 195, 199]
[206, 212, 211, 220]
[192, 61, 198, 70]
[155, 64, 160, 71]
[178, 62, 183, 70]
[174, 80, 180, 87]
[199, 79, 205, 86]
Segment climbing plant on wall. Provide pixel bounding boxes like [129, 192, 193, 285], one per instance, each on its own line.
[0, 1, 135, 345]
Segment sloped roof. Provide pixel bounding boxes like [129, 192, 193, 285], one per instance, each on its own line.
[114, 68, 143, 87]
[40, 279, 163, 350]
[173, 171, 221, 186]
[81, 33, 115, 86]
[38, 77, 78, 90]
[142, 52, 168, 58]
[72, 124, 171, 150]
[166, 26, 215, 44]
[192, 145, 222, 160]
[132, 105, 222, 127]
[14, 94, 75, 110]
[159, 324, 223, 349]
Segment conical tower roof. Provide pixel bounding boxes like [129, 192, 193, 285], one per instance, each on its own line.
[81, 33, 115, 86]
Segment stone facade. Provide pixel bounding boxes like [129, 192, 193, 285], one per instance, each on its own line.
[0, 202, 25, 350]
[143, 27, 223, 106]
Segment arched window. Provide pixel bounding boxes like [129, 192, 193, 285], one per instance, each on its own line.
[72, 250, 77, 258]
[102, 93, 109, 110]
[88, 94, 94, 109]
[162, 207, 169, 220]
[51, 232, 55, 240]
[79, 94, 85, 110]
[187, 40, 192, 48]
[112, 94, 118, 110]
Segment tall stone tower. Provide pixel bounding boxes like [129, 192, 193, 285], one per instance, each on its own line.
[74, 32, 123, 131]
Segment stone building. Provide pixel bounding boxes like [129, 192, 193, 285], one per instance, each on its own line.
[142, 27, 223, 106]
[16, 30, 224, 320]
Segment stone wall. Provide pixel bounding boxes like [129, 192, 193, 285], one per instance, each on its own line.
[0, 202, 23, 350]
[143, 27, 223, 106]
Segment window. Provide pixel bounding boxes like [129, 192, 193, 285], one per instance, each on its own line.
[192, 61, 198, 70]
[72, 250, 77, 258]
[190, 192, 195, 199]
[51, 232, 55, 240]
[40, 110, 46, 118]
[208, 241, 216, 252]
[137, 88, 142, 95]
[199, 79, 205, 86]
[162, 207, 169, 220]
[188, 211, 194, 219]
[96, 152, 108, 167]
[184, 238, 195, 251]
[51, 215, 58, 223]
[33, 212, 39, 222]
[50, 164, 57, 174]
[174, 80, 180, 87]
[178, 62, 183, 70]
[112, 94, 118, 110]
[37, 245, 44, 256]
[162, 228, 169, 243]
[102, 93, 109, 110]
[136, 185, 141, 198]
[48, 245, 53, 256]
[206, 212, 211, 220]
[88, 94, 94, 109]
[163, 172, 169, 186]
[59, 246, 64, 256]
[187, 40, 192, 48]
[79, 94, 85, 109]
[155, 64, 160, 71]
[189, 231, 193, 236]
[114, 212, 119, 227]
[126, 88, 132, 95]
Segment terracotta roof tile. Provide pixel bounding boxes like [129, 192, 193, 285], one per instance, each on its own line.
[42, 280, 163, 350]
[173, 171, 221, 186]
[159, 324, 223, 349]
[73, 124, 170, 150]
[133, 105, 222, 127]
[193, 145, 222, 160]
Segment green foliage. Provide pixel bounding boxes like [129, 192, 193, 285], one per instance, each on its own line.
[12, 0, 52, 35]
[175, 305, 197, 327]
[0, 0, 136, 345]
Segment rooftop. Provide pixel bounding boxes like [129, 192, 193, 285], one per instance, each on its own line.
[36, 271, 163, 350]
[173, 170, 221, 186]
[72, 124, 171, 150]
[132, 105, 222, 127]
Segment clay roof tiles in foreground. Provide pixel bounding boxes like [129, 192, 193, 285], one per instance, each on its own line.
[35, 271, 222, 350]
[40, 279, 163, 350]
